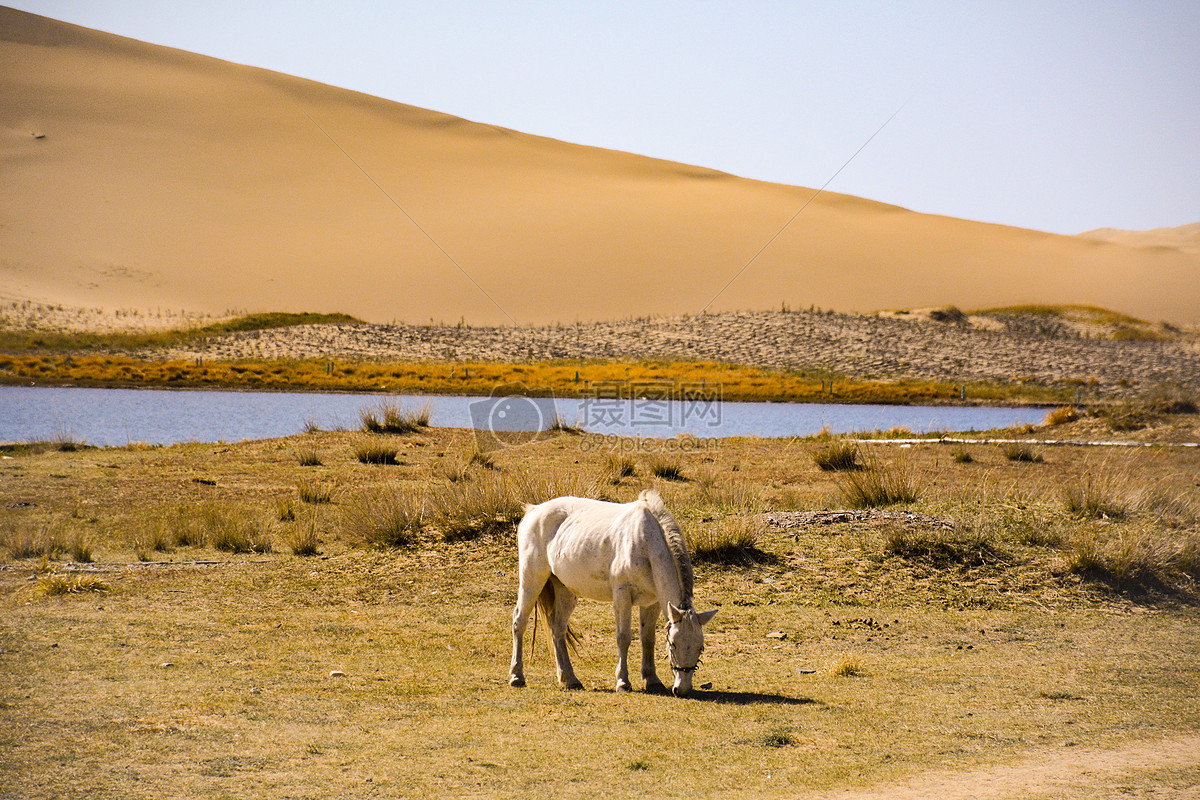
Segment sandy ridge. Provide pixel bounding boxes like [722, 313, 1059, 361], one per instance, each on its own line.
[150, 310, 1200, 394]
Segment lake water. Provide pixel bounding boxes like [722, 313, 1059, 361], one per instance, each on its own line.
[0, 386, 1050, 447]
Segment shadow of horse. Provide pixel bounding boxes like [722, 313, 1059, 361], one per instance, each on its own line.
[684, 688, 822, 706]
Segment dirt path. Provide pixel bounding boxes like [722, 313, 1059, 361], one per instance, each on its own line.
[809, 734, 1200, 800]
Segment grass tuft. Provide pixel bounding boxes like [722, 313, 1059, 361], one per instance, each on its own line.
[645, 452, 685, 481]
[601, 453, 637, 484]
[811, 438, 863, 471]
[286, 519, 321, 557]
[36, 574, 110, 596]
[688, 515, 772, 566]
[360, 400, 431, 434]
[356, 443, 399, 465]
[1043, 406, 1079, 426]
[342, 489, 426, 548]
[1001, 442, 1043, 463]
[298, 482, 334, 505]
[831, 654, 863, 677]
[836, 456, 922, 508]
[296, 445, 322, 467]
[882, 524, 1002, 567]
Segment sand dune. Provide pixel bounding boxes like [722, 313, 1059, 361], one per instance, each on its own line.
[2, 7, 1198, 326]
[1079, 223, 1200, 256]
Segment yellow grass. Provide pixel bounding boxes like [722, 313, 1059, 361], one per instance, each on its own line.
[0, 354, 1072, 405]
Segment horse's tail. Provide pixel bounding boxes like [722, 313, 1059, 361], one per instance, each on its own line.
[534, 578, 581, 657]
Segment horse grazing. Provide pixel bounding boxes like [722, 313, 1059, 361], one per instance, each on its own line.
[509, 489, 717, 697]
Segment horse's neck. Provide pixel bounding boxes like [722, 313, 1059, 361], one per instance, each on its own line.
[650, 540, 688, 610]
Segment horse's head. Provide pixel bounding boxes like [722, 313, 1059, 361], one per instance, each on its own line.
[666, 603, 718, 697]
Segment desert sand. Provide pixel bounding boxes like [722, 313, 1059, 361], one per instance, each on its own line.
[2, 7, 1198, 327]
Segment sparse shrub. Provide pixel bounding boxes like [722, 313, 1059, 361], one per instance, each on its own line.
[1001, 442, 1043, 463]
[298, 482, 334, 505]
[601, 453, 637, 484]
[343, 489, 426, 548]
[132, 522, 174, 556]
[645, 452, 685, 481]
[360, 400, 431, 434]
[837, 457, 922, 508]
[297, 445, 322, 467]
[356, 443, 399, 465]
[1043, 406, 1079, 426]
[929, 305, 967, 325]
[811, 439, 862, 471]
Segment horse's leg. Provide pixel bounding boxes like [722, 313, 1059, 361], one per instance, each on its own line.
[639, 603, 666, 693]
[509, 572, 546, 688]
[612, 586, 634, 693]
[548, 578, 582, 690]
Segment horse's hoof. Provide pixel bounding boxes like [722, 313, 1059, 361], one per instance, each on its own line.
[509, 676, 525, 688]
[644, 681, 667, 695]
[564, 681, 584, 691]
[615, 681, 632, 693]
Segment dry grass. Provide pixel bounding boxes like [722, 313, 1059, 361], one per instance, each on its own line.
[285, 518, 322, 557]
[836, 456, 923, 508]
[297, 482, 334, 505]
[3, 425, 1200, 798]
[0, 354, 1072, 405]
[33, 574, 110, 596]
[355, 442, 400, 465]
[601, 453, 637, 484]
[687, 515, 770, 566]
[1044, 406, 1080, 426]
[810, 439, 863, 472]
[645, 452, 685, 481]
[341, 488, 426, 548]
[360, 399, 432, 435]
[1002, 442, 1044, 463]
[1061, 525, 1200, 594]
[296, 445, 322, 467]
[831, 654, 863, 677]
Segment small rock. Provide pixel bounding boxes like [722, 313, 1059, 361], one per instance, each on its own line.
[160, 662, 174, 669]
[329, 670, 346, 678]
[765, 631, 787, 640]
[250, 687, 262, 694]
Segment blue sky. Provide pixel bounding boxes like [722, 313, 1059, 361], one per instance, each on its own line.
[8, 1, 1199, 234]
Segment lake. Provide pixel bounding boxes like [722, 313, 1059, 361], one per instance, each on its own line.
[0, 386, 1050, 447]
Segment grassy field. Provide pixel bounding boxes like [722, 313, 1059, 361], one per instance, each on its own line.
[2, 414, 1199, 798]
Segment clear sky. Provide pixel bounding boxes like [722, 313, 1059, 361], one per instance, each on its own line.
[7, 1, 1199, 235]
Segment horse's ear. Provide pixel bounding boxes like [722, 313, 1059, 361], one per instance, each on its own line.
[667, 603, 684, 624]
[696, 609, 718, 626]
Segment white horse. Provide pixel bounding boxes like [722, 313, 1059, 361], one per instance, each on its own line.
[509, 489, 717, 697]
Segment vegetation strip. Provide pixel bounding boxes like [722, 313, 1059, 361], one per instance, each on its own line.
[0, 354, 1076, 405]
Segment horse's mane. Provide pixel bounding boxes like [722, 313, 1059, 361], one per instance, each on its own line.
[639, 489, 694, 609]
